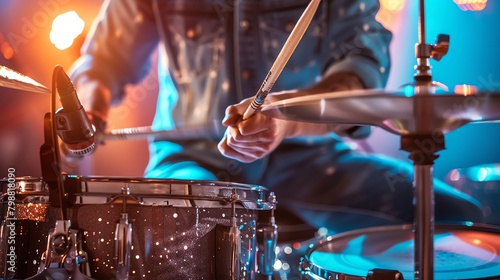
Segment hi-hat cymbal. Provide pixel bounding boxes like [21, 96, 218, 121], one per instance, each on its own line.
[261, 89, 500, 135]
[0, 65, 50, 94]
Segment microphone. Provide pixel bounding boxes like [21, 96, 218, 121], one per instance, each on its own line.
[55, 66, 96, 156]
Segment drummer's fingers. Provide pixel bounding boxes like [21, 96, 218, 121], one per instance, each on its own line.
[222, 98, 253, 127]
[227, 125, 274, 144]
[218, 140, 267, 163]
[218, 128, 273, 161]
[237, 113, 272, 136]
[222, 111, 241, 127]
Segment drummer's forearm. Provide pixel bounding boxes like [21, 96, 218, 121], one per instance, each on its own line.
[306, 72, 365, 93]
[299, 72, 372, 139]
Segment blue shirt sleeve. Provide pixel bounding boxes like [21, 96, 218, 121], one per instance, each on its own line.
[322, 0, 392, 89]
[69, 0, 160, 104]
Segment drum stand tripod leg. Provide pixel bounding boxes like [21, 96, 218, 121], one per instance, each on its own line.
[26, 220, 94, 280]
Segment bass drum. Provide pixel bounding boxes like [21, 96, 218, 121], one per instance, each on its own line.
[300, 224, 500, 280]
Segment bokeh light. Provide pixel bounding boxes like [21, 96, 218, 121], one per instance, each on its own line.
[454, 0, 488, 11]
[50, 11, 85, 50]
[380, 0, 405, 12]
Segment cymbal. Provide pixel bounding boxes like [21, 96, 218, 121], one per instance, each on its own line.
[261, 89, 500, 135]
[0, 65, 50, 94]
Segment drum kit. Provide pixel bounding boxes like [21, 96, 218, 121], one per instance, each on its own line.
[1, 0, 500, 279]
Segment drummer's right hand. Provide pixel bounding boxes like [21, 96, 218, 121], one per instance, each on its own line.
[217, 97, 293, 163]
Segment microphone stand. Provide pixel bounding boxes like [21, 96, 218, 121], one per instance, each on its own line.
[39, 66, 66, 218]
[29, 66, 93, 280]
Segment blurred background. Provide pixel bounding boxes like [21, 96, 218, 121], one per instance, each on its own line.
[0, 0, 499, 185]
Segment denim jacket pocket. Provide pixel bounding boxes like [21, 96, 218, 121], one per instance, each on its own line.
[158, 11, 225, 82]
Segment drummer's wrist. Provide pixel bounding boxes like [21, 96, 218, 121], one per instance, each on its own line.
[308, 72, 365, 93]
[285, 121, 332, 138]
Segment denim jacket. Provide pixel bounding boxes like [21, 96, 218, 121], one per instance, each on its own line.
[70, 0, 391, 138]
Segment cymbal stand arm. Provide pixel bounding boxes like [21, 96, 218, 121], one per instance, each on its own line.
[414, 0, 449, 85]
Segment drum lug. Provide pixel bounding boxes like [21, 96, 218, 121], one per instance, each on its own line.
[114, 212, 132, 280]
[215, 190, 242, 280]
[257, 192, 278, 275]
[257, 223, 278, 275]
[366, 268, 404, 280]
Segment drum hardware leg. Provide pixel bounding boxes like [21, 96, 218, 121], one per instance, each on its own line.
[367, 269, 404, 280]
[257, 192, 278, 277]
[114, 187, 133, 280]
[216, 189, 242, 280]
[26, 220, 94, 280]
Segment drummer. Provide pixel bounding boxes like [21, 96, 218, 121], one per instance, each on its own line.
[67, 0, 483, 232]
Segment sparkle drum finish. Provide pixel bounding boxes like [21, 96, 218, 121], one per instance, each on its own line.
[1, 176, 277, 279]
[300, 224, 500, 280]
[0, 177, 53, 279]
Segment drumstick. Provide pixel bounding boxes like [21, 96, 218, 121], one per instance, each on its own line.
[242, 0, 321, 120]
[99, 122, 224, 141]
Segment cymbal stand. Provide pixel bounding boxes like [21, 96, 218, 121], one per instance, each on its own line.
[406, 1, 449, 279]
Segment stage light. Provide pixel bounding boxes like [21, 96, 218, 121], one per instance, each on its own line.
[49, 11, 85, 50]
[454, 0, 488, 11]
[380, 0, 405, 12]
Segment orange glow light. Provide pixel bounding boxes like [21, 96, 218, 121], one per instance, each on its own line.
[454, 84, 478, 96]
[50, 11, 85, 50]
[0, 42, 14, 60]
[380, 0, 405, 12]
[454, 0, 488, 11]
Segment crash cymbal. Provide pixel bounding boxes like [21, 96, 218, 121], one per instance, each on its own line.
[0, 65, 50, 94]
[261, 89, 500, 135]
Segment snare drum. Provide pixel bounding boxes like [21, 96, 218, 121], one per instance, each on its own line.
[300, 224, 500, 280]
[9, 175, 276, 279]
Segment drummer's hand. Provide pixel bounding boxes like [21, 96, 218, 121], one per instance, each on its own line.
[217, 96, 292, 163]
[218, 91, 336, 163]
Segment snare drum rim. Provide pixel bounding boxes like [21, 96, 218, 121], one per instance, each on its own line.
[65, 174, 269, 190]
[64, 174, 277, 210]
[300, 222, 500, 280]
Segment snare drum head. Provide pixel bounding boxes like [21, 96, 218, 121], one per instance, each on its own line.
[303, 224, 500, 280]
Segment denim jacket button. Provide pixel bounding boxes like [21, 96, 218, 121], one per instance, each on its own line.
[186, 26, 200, 39]
[240, 20, 250, 32]
[285, 21, 296, 33]
[242, 69, 252, 80]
